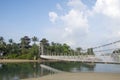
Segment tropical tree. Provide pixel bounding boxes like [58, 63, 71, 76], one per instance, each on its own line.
[32, 36, 38, 44]
[87, 48, 94, 55]
[0, 36, 6, 54]
[8, 39, 13, 52]
[40, 38, 49, 46]
[40, 38, 49, 54]
[76, 47, 82, 55]
[63, 43, 71, 54]
[30, 44, 39, 59]
[0, 36, 5, 46]
[0, 36, 4, 43]
[20, 36, 31, 49]
[20, 36, 31, 54]
[31, 36, 39, 59]
[47, 42, 73, 55]
[9, 39, 13, 44]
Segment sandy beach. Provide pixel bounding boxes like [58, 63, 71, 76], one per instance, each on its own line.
[22, 72, 120, 80]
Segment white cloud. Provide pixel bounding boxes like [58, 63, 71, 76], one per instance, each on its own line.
[61, 9, 88, 29]
[67, 0, 87, 10]
[60, 9, 89, 41]
[47, 0, 89, 47]
[94, 0, 120, 18]
[47, 0, 120, 48]
[56, 3, 63, 10]
[85, 0, 120, 49]
[58, 0, 89, 47]
[92, 0, 120, 39]
[49, 12, 58, 23]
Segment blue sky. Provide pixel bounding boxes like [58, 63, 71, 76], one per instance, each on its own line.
[0, 0, 63, 39]
[0, 0, 60, 41]
[0, 0, 120, 49]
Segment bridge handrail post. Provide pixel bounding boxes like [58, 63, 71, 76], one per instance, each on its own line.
[73, 51, 75, 59]
[52, 52, 53, 56]
[50, 52, 51, 56]
[56, 52, 57, 56]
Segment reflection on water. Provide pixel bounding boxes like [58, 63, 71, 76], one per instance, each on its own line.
[0, 63, 41, 80]
[0, 62, 120, 80]
[43, 62, 96, 72]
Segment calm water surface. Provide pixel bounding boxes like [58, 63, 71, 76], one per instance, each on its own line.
[0, 62, 120, 80]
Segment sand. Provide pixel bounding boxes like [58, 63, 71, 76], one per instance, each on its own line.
[22, 72, 120, 80]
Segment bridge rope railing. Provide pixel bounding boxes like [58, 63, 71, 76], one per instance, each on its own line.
[92, 40, 120, 49]
[80, 40, 120, 57]
[39, 39, 120, 63]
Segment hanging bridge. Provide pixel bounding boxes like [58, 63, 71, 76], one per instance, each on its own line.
[39, 40, 120, 64]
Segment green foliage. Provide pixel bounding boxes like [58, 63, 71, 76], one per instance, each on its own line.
[0, 36, 40, 60]
[8, 39, 13, 44]
[20, 36, 31, 49]
[87, 48, 94, 55]
[0, 36, 6, 53]
[0, 36, 95, 59]
[32, 36, 38, 44]
[41, 41, 72, 55]
[17, 53, 33, 59]
[7, 53, 18, 59]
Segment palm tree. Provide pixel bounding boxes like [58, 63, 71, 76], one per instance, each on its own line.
[40, 38, 49, 54]
[32, 36, 38, 44]
[8, 39, 13, 53]
[9, 39, 13, 44]
[76, 47, 82, 55]
[63, 43, 70, 54]
[87, 48, 94, 55]
[76, 47, 82, 52]
[0, 36, 6, 54]
[0, 36, 4, 44]
[20, 36, 31, 49]
[40, 38, 49, 46]
[21, 37, 25, 48]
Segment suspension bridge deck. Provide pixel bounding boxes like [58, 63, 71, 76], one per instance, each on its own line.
[40, 55, 120, 64]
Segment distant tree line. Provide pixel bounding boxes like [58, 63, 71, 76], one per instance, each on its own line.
[39, 38, 94, 55]
[0, 36, 94, 59]
[0, 36, 39, 59]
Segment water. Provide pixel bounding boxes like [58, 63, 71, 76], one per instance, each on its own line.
[0, 62, 120, 80]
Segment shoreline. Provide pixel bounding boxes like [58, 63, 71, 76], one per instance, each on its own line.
[22, 72, 120, 80]
[0, 59, 120, 64]
[0, 59, 39, 63]
[0, 59, 58, 63]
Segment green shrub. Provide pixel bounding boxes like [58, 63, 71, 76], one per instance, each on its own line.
[7, 54, 18, 59]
